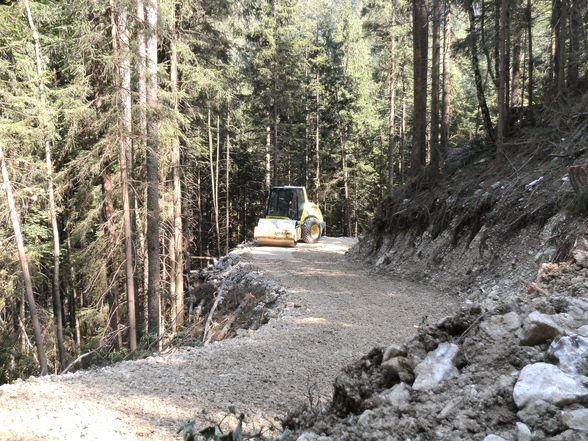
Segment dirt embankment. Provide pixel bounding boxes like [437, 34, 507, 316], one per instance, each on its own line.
[0, 238, 460, 441]
[288, 115, 588, 441]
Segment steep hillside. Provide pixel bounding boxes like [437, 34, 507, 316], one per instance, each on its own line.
[349, 113, 588, 307]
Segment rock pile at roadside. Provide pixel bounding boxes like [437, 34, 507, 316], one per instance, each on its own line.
[190, 247, 286, 342]
[289, 256, 588, 441]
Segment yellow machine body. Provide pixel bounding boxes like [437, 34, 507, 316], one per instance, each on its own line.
[254, 186, 325, 247]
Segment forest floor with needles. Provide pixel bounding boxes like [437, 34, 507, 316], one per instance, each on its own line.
[0, 237, 459, 441]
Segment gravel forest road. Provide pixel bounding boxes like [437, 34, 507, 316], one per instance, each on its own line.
[0, 237, 459, 441]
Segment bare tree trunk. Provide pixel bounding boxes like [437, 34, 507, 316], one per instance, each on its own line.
[400, 73, 407, 184]
[215, 116, 221, 256]
[387, 74, 396, 191]
[1, 146, 48, 375]
[496, 0, 510, 167]
[170, 18, 184, 331]
[111, 0, 137, 350]
[101, 171, 123, 349]
[527, 0, 534, 124]
[412, 0, 428, 178]
[145, 0, 160, 339]
[467, 1, 495, 140]
[135, 0, 147, 340]
[225, 100, 231, 255]
[265, 123, 271, 193]
[304, 49, 310, 189]
[511, 27, 522, 107]
[441, 0, 452, 157]
[567, 0, 580, 90]
[340, 133, 350, 236]
[23, 0, 65, 368]
[315, 71, 321, 200]
[207, 105, 219, 256]
[551, 0, 566, 97]
[429, 0, 441, 179]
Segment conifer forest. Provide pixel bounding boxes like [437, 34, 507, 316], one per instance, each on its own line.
[0, 0, 586, 381]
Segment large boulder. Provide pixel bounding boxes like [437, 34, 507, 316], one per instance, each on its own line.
[513, 363, 588, 408]
[412, 343, 460, 391]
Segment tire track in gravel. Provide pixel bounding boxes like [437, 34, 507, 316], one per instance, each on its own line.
[0, 237, 460, 441]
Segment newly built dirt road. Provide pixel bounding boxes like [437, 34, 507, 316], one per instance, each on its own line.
[0, 238, 459, 441]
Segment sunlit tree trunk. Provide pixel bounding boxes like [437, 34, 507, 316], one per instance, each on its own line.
[101, 170, 123, 348]
[315, 70, 321, 200]
[146, 0, 160, 339]
[23, 0, 65, 368]
[1, 146, 48, 375]
[527, 0, 534, 122]
[215, 115, 221, 256]
[265, 123, 271, 193]
[170, 17, 184, 331]
[135, 0, 147, 340]
[225, 100, 231, 255]
[111, 0, 137, 350]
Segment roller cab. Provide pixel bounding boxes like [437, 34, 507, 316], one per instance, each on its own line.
[254, 186, 325, 247]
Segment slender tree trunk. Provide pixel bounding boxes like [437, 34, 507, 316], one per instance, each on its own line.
[265, 123, 271, 193]
[430, 0, 441, 179]
[23, 0, 65, 368]
[411, 0, 428, 178]
[304, 49, 309, 189]
[497, 0, 510, 167]
[207, 105, 218, 255]
[145, 0, 160, 339]
[170, 18, 184, 331]
[511, 29, 522, 107]
[215, 116, 221, 256]
[111, 0, 137, 350]
[480, 0, 498, 87]
[225, 100, 231, 255]
[551, 0, 566, 97]
[468, 1, 495, 140]
[315, 70, 320, 200]
[101, 171, 123, 348]
[400, 73, 407, 184]
[273, 94, 279, 186]
[568, 0, 580, 90]
[135, 0, 147, 341]
[441, 0, 452, 157]
[387, 73, 396, 191]
[1, 146, 48, 375]
[527, 0, 534, 124]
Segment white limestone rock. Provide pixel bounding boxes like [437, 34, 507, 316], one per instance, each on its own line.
[549, 335, 588, 375]
[513, 363, 588, 408]
[515, 422, 532, 441]
[561, 408, 588, 433]
[412, 343, 460, 391]
[483, 436, 507, 441]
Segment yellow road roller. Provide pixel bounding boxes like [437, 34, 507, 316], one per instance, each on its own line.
[254, 186, 326, 247]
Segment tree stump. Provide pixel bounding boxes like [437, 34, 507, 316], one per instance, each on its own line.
[569, 163, 588, 193]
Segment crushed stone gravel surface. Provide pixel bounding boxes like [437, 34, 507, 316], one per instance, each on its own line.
[0, 237, 459, 441]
